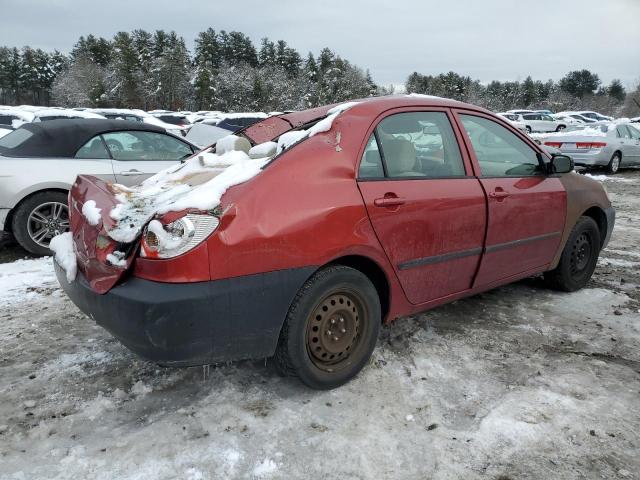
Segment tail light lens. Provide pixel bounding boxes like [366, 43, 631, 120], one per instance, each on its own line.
[141, 213, 219, 259]
[544, 142, 562, 148]
[576, 142, 607, 149]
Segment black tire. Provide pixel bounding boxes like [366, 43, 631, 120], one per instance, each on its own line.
[11, 190, 69, 256]
[273, 265, 381, 389]
[556, 124, 566, 132]
[605, 152, 621, 174]
[543, 216, 600, 292]
[526, 126, 532, 134]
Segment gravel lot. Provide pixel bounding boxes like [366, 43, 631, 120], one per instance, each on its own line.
[0, 171, 639, 480]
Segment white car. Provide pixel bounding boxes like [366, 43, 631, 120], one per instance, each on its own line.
[517, 112, 566, 133]
[0, 119, 200, 255]
[551, 114, 583, 126]
[497, 113, 528, 133]
[555, 111, 599, 124]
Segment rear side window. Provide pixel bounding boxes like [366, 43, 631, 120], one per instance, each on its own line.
[0, 128, 33, 149]
[358, 134, 384, 179]
[75, 136, 110, 159]
[460, 114, 543, 177]
[628, 126, 640, 140]
[374, 111, 465, 178]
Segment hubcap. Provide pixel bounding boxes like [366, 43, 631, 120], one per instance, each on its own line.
[27, 202, 69, 248]
[306, 292, 363, 372]
[570, 232, 592, 276]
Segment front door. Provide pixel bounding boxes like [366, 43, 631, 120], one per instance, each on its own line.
[101, 131, 194, 186]
[357, 110, 487, 305]
[455, 112, 566, 286]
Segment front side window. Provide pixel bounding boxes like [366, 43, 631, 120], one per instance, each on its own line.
[375, 112, 465, 178]
[460, 114, 543, 177]
[628, 126, 640, 140]
[102, 131, 193, 161]
[75, 136, 110, 159]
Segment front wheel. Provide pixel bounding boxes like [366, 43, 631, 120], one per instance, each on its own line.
[556, 125, 566, 132]
[273, 265, 381, 389]
[543, 216, 600, 292]
[526, 126, 532, 134]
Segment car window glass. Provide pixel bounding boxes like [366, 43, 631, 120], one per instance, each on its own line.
[460, 114, 543, 177]
[375, 111, 465, 178]
[102, 131, 193, 161]
[75, 136, 110, 159]
[358, 134, 384, 179]
[0, 128, 33, 149]
[628, 126, 640, 140]
[617, 126, 631, 139]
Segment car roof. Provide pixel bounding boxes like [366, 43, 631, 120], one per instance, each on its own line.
[0, 118, 167, 158]
[243, 95, 480, 144]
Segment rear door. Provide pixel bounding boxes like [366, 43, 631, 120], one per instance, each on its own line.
[102, 131, 195, 185]
[357, 109, 487, 305]
[454, 111, 566, 287]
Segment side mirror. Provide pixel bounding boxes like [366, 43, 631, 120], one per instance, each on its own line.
[548, 154, 574, 174]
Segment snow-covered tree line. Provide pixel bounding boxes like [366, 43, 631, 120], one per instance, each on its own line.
[0, 30, 378, 111]
[405, 70, 634, 117]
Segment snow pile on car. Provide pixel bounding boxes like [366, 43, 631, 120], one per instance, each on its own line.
[49, 232, 77, 282]
[106, 102, 359, 243]
[107, 135, 272, 243]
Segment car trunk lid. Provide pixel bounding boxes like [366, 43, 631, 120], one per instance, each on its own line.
[69, 175, 138, 294]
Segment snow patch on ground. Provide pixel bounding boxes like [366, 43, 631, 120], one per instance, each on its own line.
[0, 256, 57, 305]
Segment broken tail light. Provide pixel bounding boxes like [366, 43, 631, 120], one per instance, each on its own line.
[141, 214, 219, 259]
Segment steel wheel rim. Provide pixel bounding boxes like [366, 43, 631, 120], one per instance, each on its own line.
[27, 201, 69, 247]
[570, 232, 592, 276]
[306, 291, 365, 372]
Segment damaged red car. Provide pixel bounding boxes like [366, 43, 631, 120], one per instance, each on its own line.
[53, 96, 615, 389]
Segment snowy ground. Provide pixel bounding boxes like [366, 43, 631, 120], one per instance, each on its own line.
[1, 171, 639, 480]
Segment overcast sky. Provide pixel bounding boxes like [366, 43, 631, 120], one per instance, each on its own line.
[1, 0, 638, 88]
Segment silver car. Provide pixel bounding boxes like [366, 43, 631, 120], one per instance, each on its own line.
[0, 119, 199, 255]
[541, 123, 640, 174]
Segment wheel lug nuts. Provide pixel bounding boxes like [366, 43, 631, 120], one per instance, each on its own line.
[333, 336, 339, 341]
[331, 319, 336, 324]
[339, 317, 344, 323]
[327, 330, 332, 336]
[340, 328, 346, 334]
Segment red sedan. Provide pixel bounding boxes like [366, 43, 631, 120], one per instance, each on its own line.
[53, 96, 614, 389]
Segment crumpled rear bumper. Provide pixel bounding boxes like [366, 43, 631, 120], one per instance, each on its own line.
[54, 261, 315, 366]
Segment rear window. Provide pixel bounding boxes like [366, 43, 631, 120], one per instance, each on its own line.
[0, 115, 18, 125]
[0, 128, 34, 150]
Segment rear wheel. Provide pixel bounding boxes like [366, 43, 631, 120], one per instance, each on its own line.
[11, 191, 69, 256]
[556, 124, 566, 132]
[273, 265, 381, 389]
[543, 216, 600, 292]
[526, 126, 532, 134]
[605, 153, 621, 174]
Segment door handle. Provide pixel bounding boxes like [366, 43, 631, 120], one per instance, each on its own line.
[119, 169, 143, 176]
[374, 196, 406, 207]
[489, 189, 510, 200]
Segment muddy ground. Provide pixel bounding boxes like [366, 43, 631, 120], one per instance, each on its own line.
[0, 171, 638, 480]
